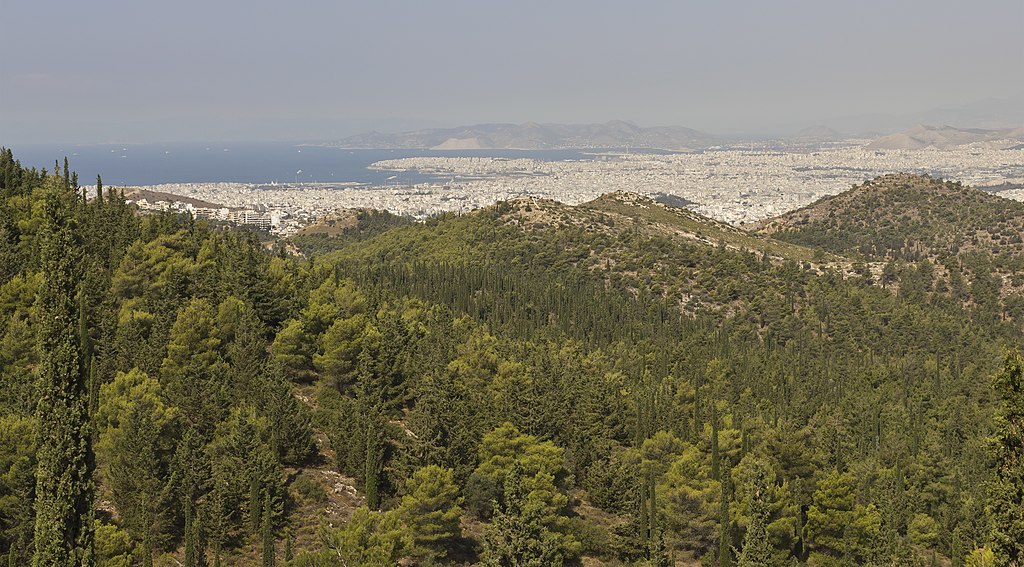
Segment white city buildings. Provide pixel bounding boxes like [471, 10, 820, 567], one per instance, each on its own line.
[119, 145, 1024, 230]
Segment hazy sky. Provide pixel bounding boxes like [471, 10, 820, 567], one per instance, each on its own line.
[2, 0, 1022, 143]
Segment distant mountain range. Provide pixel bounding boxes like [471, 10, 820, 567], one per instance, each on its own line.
[792, 125, 846, 142]
[866, 124, 1024, 150]
[321, 118, 1024, 151]
[815, 93, 1024, 135]
[322, 121, 719, 150]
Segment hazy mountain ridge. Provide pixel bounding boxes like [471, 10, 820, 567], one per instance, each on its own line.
[323, 119, 1024, 151]
[792, 125, 846, 142]
[816, 92, 1024, 136]
[323, 120, 719, 150]
[866, 124, 1024, 150]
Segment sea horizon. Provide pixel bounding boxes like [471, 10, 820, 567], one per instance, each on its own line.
[7, 142, 674, 187]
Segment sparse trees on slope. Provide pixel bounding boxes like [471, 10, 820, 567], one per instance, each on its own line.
[314, 506, 410, 567]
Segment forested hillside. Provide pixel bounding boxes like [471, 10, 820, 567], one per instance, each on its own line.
[759, 173, 1024, 327]
[759, 174, 1024, 263]
[1, 149, 1022, 566]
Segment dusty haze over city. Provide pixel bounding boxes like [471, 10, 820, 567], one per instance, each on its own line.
[2, 1, 1022, 235]
[2, 0, 1022, 144]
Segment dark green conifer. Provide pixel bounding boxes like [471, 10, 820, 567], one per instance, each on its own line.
[33, 175, 93, 566]
[647, 529, 671, 567]
[719, 467, 733, 567]
[480, 463, 563, 566]
[364, 418, 383, 510]
[248, 477, 262, 535]
[182, 498, 205, 567]
[711, 404, 721, 482]
[261, 491, 275, 567]
[737, 461, 773, 567]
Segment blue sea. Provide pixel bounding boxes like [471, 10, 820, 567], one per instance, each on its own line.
[8, 142, 667, 187]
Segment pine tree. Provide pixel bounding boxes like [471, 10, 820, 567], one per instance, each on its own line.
[33, 175, 94, 566]
[480, 463, 563, 567]
[965, 547, 995, 567]
[161, 299, 228, 436]
[174, 427, 210, 532]
[648, 471, 657, 541]
[95, 369, 176, 564]
[398, 465, 463, 558]
[804, 469, 856, 558]
[269, 320, 314, 383]
[183, 499, 198, 567]
[261, 361, 314, 466]
[639, 474, 650, 547]
[248, 475, 263, 536]
[989, 350, 1024, 565]
[318, 507, 409, 566]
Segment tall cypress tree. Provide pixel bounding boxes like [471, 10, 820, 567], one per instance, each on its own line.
[261, 491, 275, 567]
[283, 530, 293, 563]
[639, 473, 649, 547]
[719, 459, 733, 567]
[364, 417, 383, 510]
[711, 404, 721, 482]
[33, 175, 94, 566]
[183, 499, 198, 567]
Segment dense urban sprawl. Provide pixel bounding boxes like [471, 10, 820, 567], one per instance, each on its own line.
[119, 145, 1024, 233]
